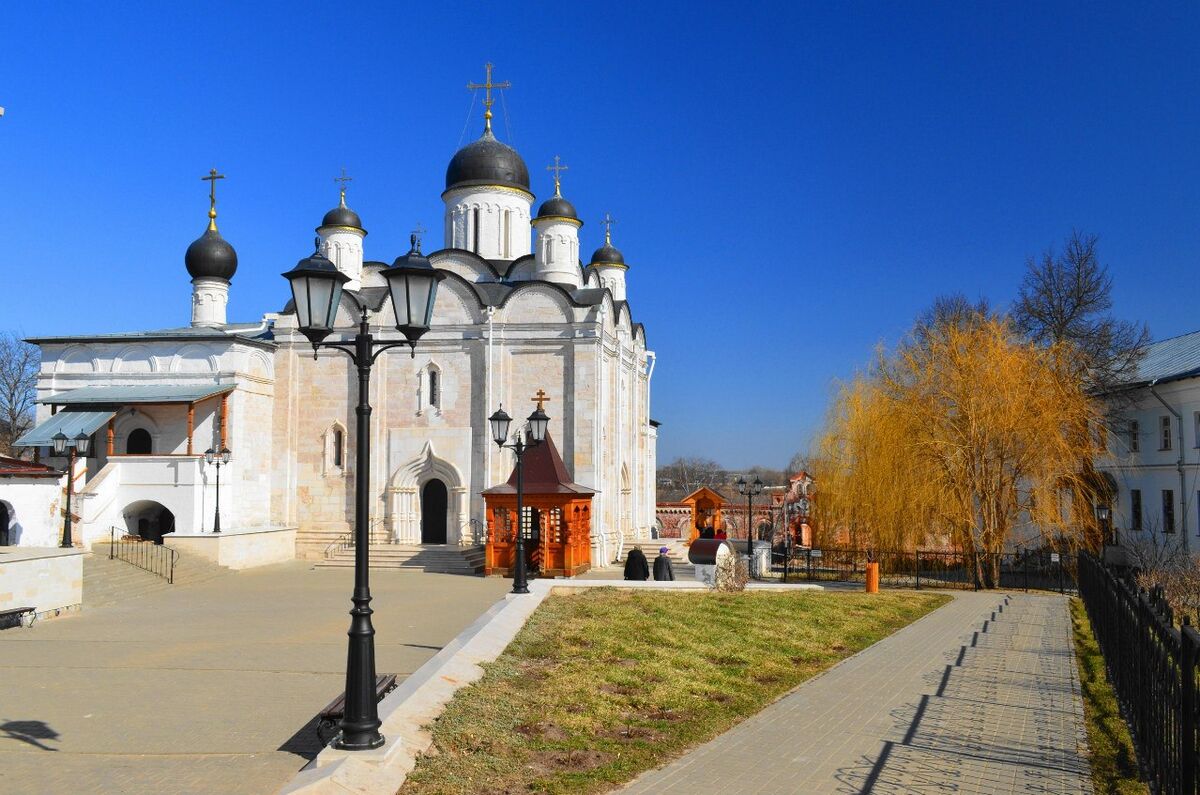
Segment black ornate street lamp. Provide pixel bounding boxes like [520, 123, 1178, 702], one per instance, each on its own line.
[1095, 503, 1113, 546]
[736, 475, 764, 576]
[282, 234, 443, 752]
[204, 446, 231, 534]
[488, 395, 550, 595]
[52, 431, 91, 548]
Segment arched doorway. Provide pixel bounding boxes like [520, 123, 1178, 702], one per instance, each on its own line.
[0, 501, 10, 546]
[126, 428, 152, 454]
[123, 500, 175, 544]
[421, 479, 448, 544]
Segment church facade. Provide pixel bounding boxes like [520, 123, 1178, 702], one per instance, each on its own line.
[14, 83, 657, 567]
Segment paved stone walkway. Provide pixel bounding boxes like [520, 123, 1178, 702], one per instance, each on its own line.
[620, 592, 1093, 795]
[0, 560, 508, 795]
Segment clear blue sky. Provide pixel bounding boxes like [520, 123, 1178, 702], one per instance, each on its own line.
[1, 3, 1198, 470]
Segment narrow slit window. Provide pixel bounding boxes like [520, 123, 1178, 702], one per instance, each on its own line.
[428, 369, 439, 407]
[332, 427, 343, 469]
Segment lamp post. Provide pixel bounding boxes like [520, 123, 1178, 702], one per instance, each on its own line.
[52, 431, 91, 548]
[282, 234, 443, 752]
[1096, 503, 1113, 546]
[489, 395, 550, 595]
[204, 446, 231, 534]
[736, 476, 764, 577]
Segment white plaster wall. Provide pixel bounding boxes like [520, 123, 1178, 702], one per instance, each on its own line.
[443, 187, 532, 260]
[532, 218, 582, 287]
[320, 228, 365, 291]
[0, 477, 66, 547]
[0, 548, 84, 617]
[191, 278, 229, 327]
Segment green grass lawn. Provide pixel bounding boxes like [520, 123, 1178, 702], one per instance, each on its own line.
[400, 588, 949, 795]
[1069, 598, 1148, 795]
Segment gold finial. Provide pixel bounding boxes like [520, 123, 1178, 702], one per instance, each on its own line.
[334, 167, 352, 207]
[531, 389, 551, 411]
[467, 62, 511, 134]
[602, 212, 615, 245]
[201, 169, 226, 232]
[546, 155, 568, 197]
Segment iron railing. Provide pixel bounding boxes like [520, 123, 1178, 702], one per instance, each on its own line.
[324, 531, 354, 559]
[770, 547, 1075, 593]
[108, 527, 178, 584]
[1078, 552, 1199, 795]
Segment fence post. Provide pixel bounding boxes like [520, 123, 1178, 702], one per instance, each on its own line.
[1182, 617, 1197, 795]
[109, 527, 114, 560]
[1058, 559, 1064, 596]
[1023, 552, 1028, 592]
[914, 550, 920, 591]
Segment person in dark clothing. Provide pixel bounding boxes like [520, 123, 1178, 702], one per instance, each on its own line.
[623, 547, 650, 580]
[653, 546, 675, 581]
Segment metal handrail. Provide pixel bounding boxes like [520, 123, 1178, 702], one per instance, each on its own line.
[108, 526, 179, 584]
[323, 519, 389, 559]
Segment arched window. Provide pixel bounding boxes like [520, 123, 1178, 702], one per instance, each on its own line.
[126, 428, 152, 454]
[428, 369, 440, 408]
[323, 422, 347, 476]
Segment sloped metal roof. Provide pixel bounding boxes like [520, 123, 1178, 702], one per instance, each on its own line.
[40, 384, 234, 405]
[1130, 329, 1200, 385]
[15, 410, 116, 447]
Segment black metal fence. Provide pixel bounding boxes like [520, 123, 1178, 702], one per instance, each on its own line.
[109, 527, 178, 584]
[771, 547, 1075, 593]
[1078, 552, 1199, 794]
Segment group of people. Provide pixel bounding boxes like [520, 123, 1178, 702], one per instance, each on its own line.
[623, 546, 676, 581]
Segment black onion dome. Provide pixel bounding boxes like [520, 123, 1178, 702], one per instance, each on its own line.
[320, 203, 364, 231]
[589, 242, 626, 267]
[445, 130, 530, 192]
[185, 228, 238, 280]
[537, 195, 578, 220]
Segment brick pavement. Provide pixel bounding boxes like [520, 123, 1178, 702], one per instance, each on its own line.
[0, 560, 508, 795]
[619, 592, 1093, 795]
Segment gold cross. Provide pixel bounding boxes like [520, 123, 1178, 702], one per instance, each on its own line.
[334, 167, 352, 205]
[531, 389, 551, 411]
[411, 222, 426, 251]
[546, 155, 568, 196]
[467, 62, 510, 133]
[201, 168, 225, 231]
[601, 212, 615, 245]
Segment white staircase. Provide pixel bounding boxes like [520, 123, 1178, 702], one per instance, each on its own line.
[314, 544, 485, 575]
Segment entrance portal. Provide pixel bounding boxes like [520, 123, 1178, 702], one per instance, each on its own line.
[421, 479, 448, 544]
[0, 502, 9, 546]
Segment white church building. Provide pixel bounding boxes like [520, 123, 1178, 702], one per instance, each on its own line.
[9, 82, 658, 568]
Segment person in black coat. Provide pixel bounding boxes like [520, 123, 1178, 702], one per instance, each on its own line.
[623, 547, 650, 580]
[653, 547, 675, 581]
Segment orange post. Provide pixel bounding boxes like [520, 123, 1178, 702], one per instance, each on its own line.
[865, 561, 880, 593]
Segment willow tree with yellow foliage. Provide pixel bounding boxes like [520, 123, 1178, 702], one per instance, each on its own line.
[815, 310, 1105, 586]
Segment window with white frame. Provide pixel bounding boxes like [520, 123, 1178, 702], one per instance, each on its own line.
[1129, 420, 1139, 453]
[1161, 416, 1172, 451]
[323, 422, 347, 476]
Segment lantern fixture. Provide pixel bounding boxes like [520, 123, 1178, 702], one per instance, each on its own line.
[383, 235, 446, 349]
[74, 432, 91, 458]
[489, 406, 513, 447]
[52, 432, 69, 457]
[527, 406, 549, 443]
[282, 241, 350, 347]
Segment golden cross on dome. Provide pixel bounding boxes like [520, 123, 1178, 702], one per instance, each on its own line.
[530, 389, 551, 411]
[467, 62, 510, 133]
[334, 168, 352, 206]
[546, 155, 568, 196]
[411, 222, 426, 251]
[601, 212, 615, 245]
[201, 168, 225, 232]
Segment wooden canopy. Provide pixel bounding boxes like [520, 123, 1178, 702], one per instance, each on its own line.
[681, 486, 727, 544]
[482, 430, 593, 578]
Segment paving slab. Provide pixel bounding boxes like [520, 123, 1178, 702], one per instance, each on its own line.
[618, 591, 1093, 795]
[0, 561, 508, 795]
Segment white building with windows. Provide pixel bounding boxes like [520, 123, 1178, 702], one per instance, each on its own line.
[1099, 330, 1200, 556]
[4, 82, 658, 569]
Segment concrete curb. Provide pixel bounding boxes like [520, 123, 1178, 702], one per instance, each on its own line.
[277, 577, 825, 794]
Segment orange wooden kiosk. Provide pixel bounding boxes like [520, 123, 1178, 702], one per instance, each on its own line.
[482, 431, 594, 578]
[681, 486, 727, 544]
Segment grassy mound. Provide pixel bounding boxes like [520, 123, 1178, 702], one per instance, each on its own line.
[401, 588, 949, 794]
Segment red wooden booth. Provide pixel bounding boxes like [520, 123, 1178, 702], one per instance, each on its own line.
[482, 431, 593, 578]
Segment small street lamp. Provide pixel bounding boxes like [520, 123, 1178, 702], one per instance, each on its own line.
[1095, 503, 1113, 546]
[52, 431, 91, 548]
[736, 475, 764, 577]
[204, 446, 232, 534]
[489, 393, 551, 595]
[282, 233, 443, 752]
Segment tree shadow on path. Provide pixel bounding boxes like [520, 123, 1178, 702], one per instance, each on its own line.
[1, 720, 60, 751]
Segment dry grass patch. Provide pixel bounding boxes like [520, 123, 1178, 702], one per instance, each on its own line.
[400, 588, 949, 795]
